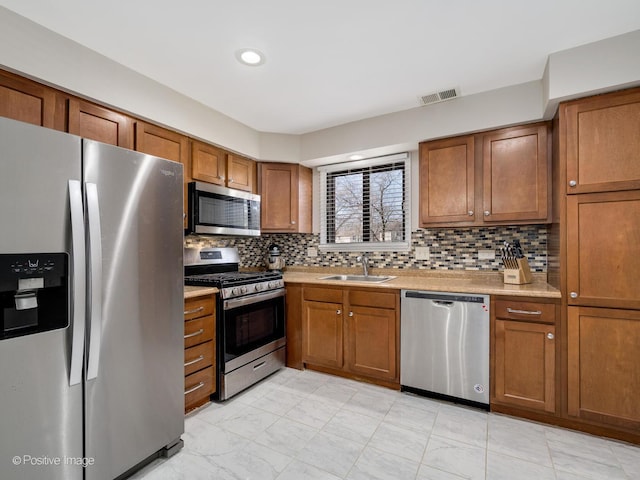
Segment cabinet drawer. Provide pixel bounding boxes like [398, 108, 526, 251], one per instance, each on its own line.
[495, 300, 555, 324]
[184, 295, 214, 320]
[184, 366, 214, 412]
[184, 315, 214, 348]
[184, 341, 214, 376]
[349, 290, 397, 309]
[303, 286, 343, 303]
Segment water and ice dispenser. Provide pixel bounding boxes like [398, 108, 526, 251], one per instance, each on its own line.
[0, 253, 68, 340]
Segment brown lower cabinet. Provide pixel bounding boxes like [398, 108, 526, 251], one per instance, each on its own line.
[183, 293, 216, 413]
[567, 306, 640, 431]
[300, 285, 399, 387]
[492, 297, 558, 414]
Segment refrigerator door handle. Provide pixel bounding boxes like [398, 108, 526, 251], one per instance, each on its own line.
[86, 182, 103, 381]
[68, 180, 86, 386]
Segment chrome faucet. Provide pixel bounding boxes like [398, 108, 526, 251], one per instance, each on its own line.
[356, 255, 369, 276]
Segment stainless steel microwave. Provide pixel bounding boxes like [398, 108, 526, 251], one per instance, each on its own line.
[187, 181, 261, 236]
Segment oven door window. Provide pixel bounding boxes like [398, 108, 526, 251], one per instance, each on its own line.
[224, 294, 285, 361]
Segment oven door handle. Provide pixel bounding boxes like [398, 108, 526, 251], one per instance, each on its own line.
[223, 288, 285, 310]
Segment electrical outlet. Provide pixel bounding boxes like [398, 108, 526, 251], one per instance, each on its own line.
[307, 247, 318, 258]
[478, 249, 496, 260]
[415, 246, 430, 260]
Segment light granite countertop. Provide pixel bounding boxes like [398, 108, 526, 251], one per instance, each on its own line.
[184, 285, 218, 299]
[282, 267, 560, 299]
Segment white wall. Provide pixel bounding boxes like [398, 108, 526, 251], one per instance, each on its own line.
[543, 29, 640, 117]
[300, 81, 543, 166]
[1, 7, 639, 166]
[0, 7, 262, 158]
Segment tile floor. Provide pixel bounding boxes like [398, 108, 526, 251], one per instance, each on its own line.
[131, 368, 640, 480]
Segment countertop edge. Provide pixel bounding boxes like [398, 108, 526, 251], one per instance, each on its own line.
[282, 272, 561, 299]
[184, 286, 219, 299]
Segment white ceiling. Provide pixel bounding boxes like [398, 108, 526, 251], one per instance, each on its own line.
[2, 1, 640, 135]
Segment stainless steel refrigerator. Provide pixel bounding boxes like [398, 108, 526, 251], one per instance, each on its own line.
[0, 117, 184, 480]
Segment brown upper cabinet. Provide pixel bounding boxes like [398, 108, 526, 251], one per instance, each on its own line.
[191, 140, 226, 186]
[419, 135, 475, 225]
[68, 98, 133, 149]
[419, 122, 551, 227]
[135, 121, 189, 164]
[564, 88, 640, 194]
[191, 144, 257, 193]
[226, 154, 256, 193]
[259, 163, 312, 233]
[566, 189, 640, 310]
[0, 69, 62, 129]
[135, 121, 190, 228]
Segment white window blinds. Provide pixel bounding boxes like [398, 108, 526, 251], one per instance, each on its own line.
[319, 153, 410, 251]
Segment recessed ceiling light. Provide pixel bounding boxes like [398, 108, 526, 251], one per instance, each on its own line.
[236, 48, 265, 66]
[349, 154, 364, 160]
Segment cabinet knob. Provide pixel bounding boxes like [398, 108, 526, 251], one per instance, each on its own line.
[291, 220, 296, 225]
[547, 332, 554, 340]
[218, 175, 224, 180]
[570, 292, 578, 299]
[336, 309, 341, 315]
[569, 180, 577, 187]
[349, 311, 354, 317]
[468, 210, 474, 216]
[484, 210, 490, 216]
[229, 178, 234, 183]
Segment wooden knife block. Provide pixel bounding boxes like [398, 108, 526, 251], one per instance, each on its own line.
[503, 257, 533, 285]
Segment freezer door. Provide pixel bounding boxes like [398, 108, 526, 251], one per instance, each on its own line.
[82, 140, 184, 480]
[0, 118, 83, 479]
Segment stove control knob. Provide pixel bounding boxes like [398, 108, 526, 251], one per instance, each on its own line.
[240, 286, 248, 294]
[268, 281, 275, 289]
[231, 288, 240, 296]
[255, 283, 263, 292]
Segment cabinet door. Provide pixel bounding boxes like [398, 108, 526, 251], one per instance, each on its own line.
[566, 190, 640, 310]
[191, 140, 226, 186]
[419, 136, 475, 226]
[564, 88, 640, 194]
[68, 98, 133, 148]
[494, 319, 555, 413]
[227, 154, 255, 192]
[0, 70, 57, 128]
[285, 284, 303, 369]
[482, 123, 549, 223]
[345, 305, 397, 381]
[302, 300, 343, 369]
[567, 306, 640, 430]
[261, 163, 298, 232]
[135, 121, 190, 228]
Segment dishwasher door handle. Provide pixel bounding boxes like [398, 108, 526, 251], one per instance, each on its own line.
[433, 300, 454, 307]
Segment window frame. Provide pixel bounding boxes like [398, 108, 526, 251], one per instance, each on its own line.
[318, 153, 411, 252]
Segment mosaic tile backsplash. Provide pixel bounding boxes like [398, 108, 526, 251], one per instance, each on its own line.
[184, 225, 547, 272]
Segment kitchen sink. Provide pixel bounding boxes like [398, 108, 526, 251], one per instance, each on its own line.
[318, 274, 395, 283]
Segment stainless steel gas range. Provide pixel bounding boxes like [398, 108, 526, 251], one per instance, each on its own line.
[184, 247, 286, 400]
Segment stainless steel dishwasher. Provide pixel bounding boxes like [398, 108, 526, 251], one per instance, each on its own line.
[400, 290, 490, 408]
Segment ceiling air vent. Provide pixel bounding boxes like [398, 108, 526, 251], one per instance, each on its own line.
[419, 87, 460, 106]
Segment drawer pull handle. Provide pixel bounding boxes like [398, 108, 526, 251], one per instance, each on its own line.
[184, 306, 205, 315]
[184, 328, 205, 339]
[184, 382, 205, 395]
[184, 355, 205, 367]
[507, 308, 542, 315]
[253, 361, 267, 370]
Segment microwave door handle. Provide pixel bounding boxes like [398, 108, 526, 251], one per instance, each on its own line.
[85, 183, 103, 381]
[68, 180, 86, 387]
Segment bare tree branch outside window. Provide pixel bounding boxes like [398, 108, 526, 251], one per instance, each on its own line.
[326, 162, 405, 244]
